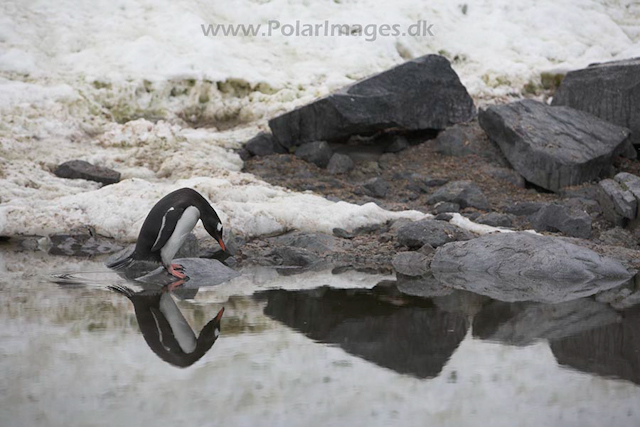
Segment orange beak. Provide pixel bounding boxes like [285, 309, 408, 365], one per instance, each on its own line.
[215, 307, 225, 322]
[217, 238, 226, 251]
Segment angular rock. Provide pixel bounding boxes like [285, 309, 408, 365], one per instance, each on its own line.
[392, 252, 431, 276]
[397, 219, 474, 249]
[529, 203, 592, 238]
[552, 57, 640, 147]
[615, 172, 640, 204]
[244, 132, 287, 156]
[478, 99, 630, 191]
[327, 153, 354, 175]
[428, 180, 489, 210]
[433, 202, 460, 214]
[434, 121, 509, 167]
[54, 160, 121, 185]
[363, 177, 390, 198]
[294, 141, 333, 168]
[475, 212, 514, 228]
[269, 54, 476, 147]
[432, 232, 633, 303]
[597, 179, 637, 226]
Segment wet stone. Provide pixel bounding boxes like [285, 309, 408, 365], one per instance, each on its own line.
[54, 160, 121, 185]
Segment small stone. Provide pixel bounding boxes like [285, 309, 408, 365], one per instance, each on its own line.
[529, 203, 592, 238]
[384, 135, 410, 153]
[434, 202, 460, 214]
[363, 177, 390, 198]
[435, 213, 454, 221]
[332, 228, 354, 239]
[597, 179, 637, 226]
[397, 218, 474, 248]
[327, 153, 354, 175]
[502, 201, 545, 216]
[475, 212, 514, 228]
[295, 141, 333, 168]
[54, 160, 120, 185]
[428, 180, 490, 210]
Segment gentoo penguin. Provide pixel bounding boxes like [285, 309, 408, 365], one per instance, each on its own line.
[112, 188, 226, 279]
[109, 285, 224, 367]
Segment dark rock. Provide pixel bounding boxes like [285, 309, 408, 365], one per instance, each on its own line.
[502, 201, 545, 216]
[418, 244, 436, 255]
[475, 212, 514, 228]
[397, 218, 474, 249]
[363, 177, 390, 198]
[563, 197, 601, 216]
[269, 54, 476, 147]
[552, 57, 640, 147]
[244, 132, 287, 156]
[294, 141, 333, 168]
[473, 299, 620, 347]
[434, 121, 509, 167]
[428, 180, 490, 210]
[327, 153, 354, 175]
[392, 252, 432, 276]
[54, 160, 121, 185]
[597, 179, 637, 226]
[478, 99, 630, 191]
[434, 202, 460, 214]
[237, 148, 252, 160]
[434, 213, 454, 221]
[406, 175, 448, 194]
[529, 203, 592, 238]
[332, 228, 354, 239]
[432, 232, 633, 303]
[384, 135, 410, 153]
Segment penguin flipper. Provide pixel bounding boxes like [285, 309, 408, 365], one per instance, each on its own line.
[150, 207, 185, 253]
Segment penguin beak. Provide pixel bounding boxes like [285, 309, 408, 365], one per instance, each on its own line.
[217, 238, 226, 252]
[215, 307, 225, 322]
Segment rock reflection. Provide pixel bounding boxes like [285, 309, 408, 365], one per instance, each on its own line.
[109, 285, 224, 368]
[551, 306, 640, 385]
[258, 286, 468, 379]
[473, 298, 621, 346]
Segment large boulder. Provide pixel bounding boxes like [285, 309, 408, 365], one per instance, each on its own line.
[478, 99, 630, 192]
[432, 232, 633, 303]
[552, 57, 640, 147]
[269, 55, 476, 147]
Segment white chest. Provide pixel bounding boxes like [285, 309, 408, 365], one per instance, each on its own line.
[160, 206, 200, 266]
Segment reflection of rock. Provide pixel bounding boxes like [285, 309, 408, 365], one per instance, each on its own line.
[395, 272, 452, 297]
[136, 258, 240, 288]
[473, 299, 620, 346]
[551, 307, 640, 385]
[109, 286, 224, 368]
[48, 228, 123, 256]
[432, 232, 633, 303]
[259, 287, 468, 379]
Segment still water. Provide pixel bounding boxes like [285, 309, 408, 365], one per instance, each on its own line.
[1, 249, 639, 427]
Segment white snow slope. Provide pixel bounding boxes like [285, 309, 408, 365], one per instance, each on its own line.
[0, 0, 639, 240]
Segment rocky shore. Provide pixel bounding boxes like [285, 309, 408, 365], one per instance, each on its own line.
[7, 54, 640, 311]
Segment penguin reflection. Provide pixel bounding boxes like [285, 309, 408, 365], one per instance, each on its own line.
[109, 285, 224, 367]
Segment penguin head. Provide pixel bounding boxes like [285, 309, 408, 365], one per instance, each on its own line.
[196, 307, 225, 350]
[202, 211, 226, 252]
